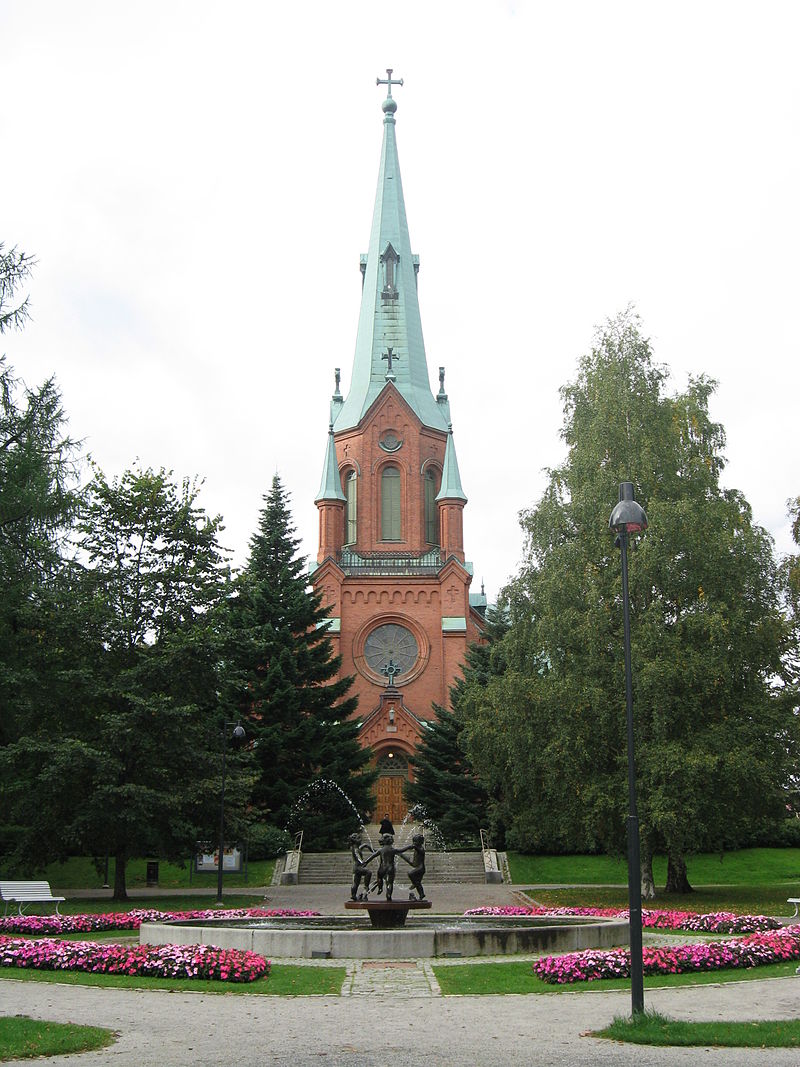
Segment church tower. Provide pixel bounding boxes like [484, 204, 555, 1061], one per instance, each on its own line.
[311, 72, 486, 823]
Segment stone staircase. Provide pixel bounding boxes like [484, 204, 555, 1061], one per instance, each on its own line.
[297, 850, 486, 884]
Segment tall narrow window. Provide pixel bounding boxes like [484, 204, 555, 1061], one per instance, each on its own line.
[381, 466, 401, 541]
[424, 469, 439, 545]
[345, 470, 357, 545]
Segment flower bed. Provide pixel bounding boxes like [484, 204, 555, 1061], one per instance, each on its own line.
[463, 906, 781, 934]
[532, 925, 800, 984]
[0, 907, 320, 938]
[0, 936, 269, 982]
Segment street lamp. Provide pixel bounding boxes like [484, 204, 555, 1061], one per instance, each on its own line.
[609, 481, 648, 1016]
[217, 720, 246, 905]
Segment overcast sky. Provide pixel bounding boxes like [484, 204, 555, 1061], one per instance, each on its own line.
[2, 1, 798, 598]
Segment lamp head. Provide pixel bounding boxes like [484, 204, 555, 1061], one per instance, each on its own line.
[231, 724, 246, 745]
[609, 482, 648, 534]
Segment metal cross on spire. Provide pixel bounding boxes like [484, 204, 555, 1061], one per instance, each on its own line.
[382, 346, 399, 379]
[377, 68, 403, 98]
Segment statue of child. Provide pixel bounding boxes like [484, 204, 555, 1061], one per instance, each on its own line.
[349, 832, 372, 900]
[398, 832, 426, 900]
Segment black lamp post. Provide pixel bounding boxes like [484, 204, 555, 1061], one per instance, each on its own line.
[217, 721, 246, 905]
[609, 481, 648, 1017]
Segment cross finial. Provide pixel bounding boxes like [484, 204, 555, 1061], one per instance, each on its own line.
[382, 346, 399, 380]
[377, 69, 403, 98]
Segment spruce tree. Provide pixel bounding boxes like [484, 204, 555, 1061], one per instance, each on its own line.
[406, 607, 508, 847]
[226, 475, 374, 849]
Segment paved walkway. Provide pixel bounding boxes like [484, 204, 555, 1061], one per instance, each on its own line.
[3, 975, 799, 1066]
[342, 958, 442, 996]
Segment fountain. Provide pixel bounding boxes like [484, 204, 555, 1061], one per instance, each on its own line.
[139, 822, 628, 958]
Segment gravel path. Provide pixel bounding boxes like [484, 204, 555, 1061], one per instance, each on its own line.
[3, 974, 799, 1066]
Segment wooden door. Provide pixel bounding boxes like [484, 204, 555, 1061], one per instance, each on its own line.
[375, 774, 406, 825]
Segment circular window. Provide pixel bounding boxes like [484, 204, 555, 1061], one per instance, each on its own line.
[364, 623, 419, 683]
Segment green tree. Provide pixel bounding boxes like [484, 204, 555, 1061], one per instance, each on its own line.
[406, 607, 508, 846]
[1, 464, 233, 897]
[223, 475, 375, 849]
[461, 311, 793, 895]
[0, 246, 79, 747]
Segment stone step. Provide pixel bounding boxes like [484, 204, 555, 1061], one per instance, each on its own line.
[297, 851, 486, 884]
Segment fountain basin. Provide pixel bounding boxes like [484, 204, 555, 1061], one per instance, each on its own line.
[344, 899, 432, 928]
[140, 914, 628, 959]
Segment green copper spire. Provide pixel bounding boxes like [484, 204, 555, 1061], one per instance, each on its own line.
[334, 72, 449, 434]
[436, 424, 467, 503]
[315, 424, 346, 503]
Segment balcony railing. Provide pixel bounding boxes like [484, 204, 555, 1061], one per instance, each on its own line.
[338, 547, 442, 576]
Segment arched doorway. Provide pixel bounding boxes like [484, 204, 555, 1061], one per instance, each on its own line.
[373, 750, 409, 825]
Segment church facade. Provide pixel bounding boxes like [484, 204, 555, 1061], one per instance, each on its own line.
[311, 73, 485, 823]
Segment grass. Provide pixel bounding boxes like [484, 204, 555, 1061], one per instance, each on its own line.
[0, 1015, 116, 1060]
[596, 1009, 800, 1047]
[18, 855, 276, 892]
[6, 893, 277, 917]
[431, 959, 799, 996]
[526, 884, 798, 917]
[0, 963, 346, 996]
[508, 847, 800, 890]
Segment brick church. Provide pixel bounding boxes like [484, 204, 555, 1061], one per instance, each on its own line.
[310, 73, 485, 823]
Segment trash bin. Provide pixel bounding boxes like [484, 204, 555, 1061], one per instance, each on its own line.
[146, 861, 159, 886]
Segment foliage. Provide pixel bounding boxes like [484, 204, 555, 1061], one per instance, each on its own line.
[0, 351, 80, 748]
[0, 935, 270, 982]
[460, 310, 796, 890]
[222, 475, 375, 849]
[406, 606, 508, 847]
[246, 823, 293, 860]
[405, 706, 487, 847]
[463, 906, 780, 934]
[0, 907, 318, 936]
[532, 924, 800, 983]
[1, 465, 233, 898]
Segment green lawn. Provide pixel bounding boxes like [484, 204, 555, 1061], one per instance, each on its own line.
[527, 884, 798, 917]
[18, 855, 276, 892]
[6, 894, 278, 917]
[508, 847, 800, 888]
[432, 959, 799, 996]
[0, 964, 345, 996]
[596, 1010, 800, 1048]
[0, 1015, 116, 1060]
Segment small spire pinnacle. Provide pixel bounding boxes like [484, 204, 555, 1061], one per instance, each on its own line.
[437, 366, 447, 401]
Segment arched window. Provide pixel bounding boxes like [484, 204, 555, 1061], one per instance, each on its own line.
[381, 466, 401, 541]
[344, 470, 357, 545]
[424, 468, 440, 545]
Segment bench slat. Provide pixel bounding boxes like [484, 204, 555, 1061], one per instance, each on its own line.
[0, 881, 65, 915]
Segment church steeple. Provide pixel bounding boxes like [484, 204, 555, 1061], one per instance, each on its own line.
[334, 72, 449, 434]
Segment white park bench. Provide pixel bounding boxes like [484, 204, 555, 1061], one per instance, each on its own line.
[0, 880, 65, 915]
[787, 897, 800, 919]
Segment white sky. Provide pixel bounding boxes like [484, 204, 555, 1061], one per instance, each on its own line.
[2, 1, 798, 599]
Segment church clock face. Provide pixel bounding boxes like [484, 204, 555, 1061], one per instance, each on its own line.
[364, 623, 419, 682]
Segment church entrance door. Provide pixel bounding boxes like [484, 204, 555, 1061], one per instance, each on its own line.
[374, 752, 408, 825]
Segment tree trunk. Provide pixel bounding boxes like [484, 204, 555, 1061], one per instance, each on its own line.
[665, 851, 692, 894]
[640, 837, 656, 901]
[113, 853, 128, 900]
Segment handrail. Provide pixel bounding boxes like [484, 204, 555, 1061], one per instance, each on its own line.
[293, 829, 303, 855]
[479, 828, 491, 858]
